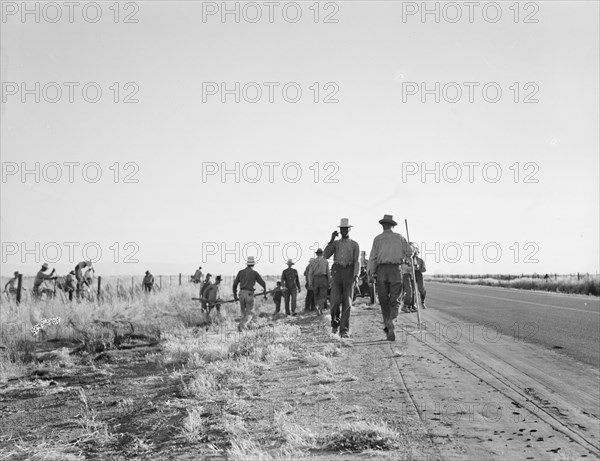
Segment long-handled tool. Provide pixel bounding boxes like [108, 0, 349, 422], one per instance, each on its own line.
[405, 219, 422, 330]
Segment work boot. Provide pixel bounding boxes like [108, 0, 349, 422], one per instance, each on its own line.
[401, 305, 411, 314]
[386, 322, 396, 341]
[421, 303, 427, 309]
[331, 326, 338, 334]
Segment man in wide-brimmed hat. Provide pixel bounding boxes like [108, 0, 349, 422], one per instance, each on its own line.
[323, 218, 360, 338]
[33, 263, 56, 299]
[367, 214, 413, 341]
[233, 256, 267, 331]
[143, 270, 155, 293]
[281, 258, 301, 316]
[308, 248, 330, 316]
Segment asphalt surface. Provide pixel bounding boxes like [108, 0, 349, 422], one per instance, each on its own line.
[423, 282, 600, 368]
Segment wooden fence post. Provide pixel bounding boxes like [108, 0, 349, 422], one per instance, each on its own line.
[16, 274, 22, 305]
[159, 275, 162, 290]
[97, 276, 102, 302]
[131, 277, 135, 298]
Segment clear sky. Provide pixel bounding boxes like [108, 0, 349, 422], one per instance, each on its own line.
[1, 1, 598, 277]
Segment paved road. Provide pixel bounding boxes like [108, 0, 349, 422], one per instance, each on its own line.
[424, 282, 600, 368]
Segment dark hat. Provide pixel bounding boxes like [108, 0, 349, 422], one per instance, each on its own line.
[286, 259, 295, 265]
[14, 271, 19, 276]
[215, 275, 222, 282]
[206, 273, 212, 277]
[379, 214, 397, 226]
[199, 266, 202, 269]
[315, 248, 323, 254]
[41, 263, 49, 270]
[69, 270, 75, 275]
[145, 270, 150, 274]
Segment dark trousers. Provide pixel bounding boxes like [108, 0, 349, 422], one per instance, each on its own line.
[330, 265, 354, 335]
[402, 273, 414, 306]
[405, 271, 426, 305]
[274, 298, 282, 313]
[376, 265, 403, 326]
[144, 284, 153, 293]
[313, 275, 329, 312]
[305, 288, 315, 311]
[284, 288, 297, 314]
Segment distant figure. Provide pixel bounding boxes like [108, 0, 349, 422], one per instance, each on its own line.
[303, 259, 316, 312]
[203, 275, 223, 314]
[143, 271, 155, 292]
[409, 243, 427, 310]
[544, 273, 550, 281]
[200, 274, 212, 310]
[84, 266, 95, 287]
[233, 257, 267, 331]
[271, 281, 284, 315]
[281, 259, 301, 316]
[192, 266, 203, 284]
[74, 261, 92, 298]
[4, 271, 20, 298]
[65, 270, 77, 301]
[33, 263, 57, 299]
[308, 248, 330, 316]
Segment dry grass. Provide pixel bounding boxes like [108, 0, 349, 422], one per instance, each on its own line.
[428, 273, 599, 296]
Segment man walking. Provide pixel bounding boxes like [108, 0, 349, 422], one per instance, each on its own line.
[324, 218, 360, 338]
[233, 257, 267, 331]
[143, 271, 155, 293]
[367, 214, 413, 341]
[303, 259, 316, 312]
[281, 259, 301, 316]
[33, 263, 56, 299]
[200, 274, 212, 310]
[308, 248, 330, 316]
[407, 243, 427, 310]
[204, 275, 223, 314]
[271, 281, 284, 315]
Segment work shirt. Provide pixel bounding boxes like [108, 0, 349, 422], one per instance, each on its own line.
[233, 267, 266, 293]
[281, 267, 301, 290]
[74, 262, 90, 281]
[143, 275, 154, 285]
[367, 229, 412, 276]
[323, 238, 360, 278]
[413, 256, 426, 273]
[193, 270, 203, 282]
[204, 283, 221, 304]
[33, 270, 53, 289]
[271, 287, 283, 302]
[84, 268, 94, 282]
[308, 257, 330, 286]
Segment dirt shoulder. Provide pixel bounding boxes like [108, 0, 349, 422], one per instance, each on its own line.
[1, 302, 598, 460]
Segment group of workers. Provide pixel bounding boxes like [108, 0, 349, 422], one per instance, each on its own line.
[6, 215, 427, 342]
[225, 215, 427, 340]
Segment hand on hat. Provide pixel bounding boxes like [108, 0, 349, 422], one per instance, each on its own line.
[330, 230, 339, 243]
